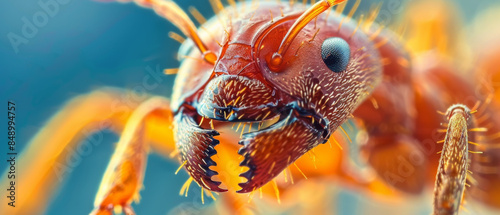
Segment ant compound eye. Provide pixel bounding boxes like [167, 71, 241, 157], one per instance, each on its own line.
[321, 37, 350, 73]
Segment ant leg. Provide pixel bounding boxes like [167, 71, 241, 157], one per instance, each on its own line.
[91, 97, 170, 215]
[0, 88, 174, 214]
[433, 105, 473, 215]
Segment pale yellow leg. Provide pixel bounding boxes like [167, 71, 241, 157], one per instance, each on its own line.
[90, 96, 171, 215]
[0, 88, 175, 215]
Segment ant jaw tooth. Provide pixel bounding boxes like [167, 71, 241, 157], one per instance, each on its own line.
[175, 111, 227, 192]
[236, 110, 327, 193]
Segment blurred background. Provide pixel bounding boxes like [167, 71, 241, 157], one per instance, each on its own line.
[1, 0, 500, 214]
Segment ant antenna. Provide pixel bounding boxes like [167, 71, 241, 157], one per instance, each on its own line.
[269, 0, 347, 71]
[132, 0, 217, 64]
